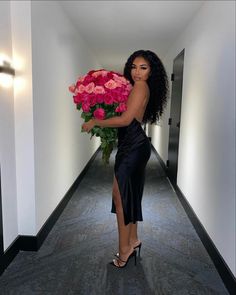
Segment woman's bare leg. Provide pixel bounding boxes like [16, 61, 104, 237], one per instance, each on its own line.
[129, 223, 141, 247]
[112, 176, 133, 265]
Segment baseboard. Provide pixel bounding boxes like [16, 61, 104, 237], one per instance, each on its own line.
[0, 146, 100, 275]
[175, 185, 236, 295]
[151, 144, 167, 173]
[152, 146, 236, 295]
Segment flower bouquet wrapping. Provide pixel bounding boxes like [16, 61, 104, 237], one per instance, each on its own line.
[69, 69, 132, 164]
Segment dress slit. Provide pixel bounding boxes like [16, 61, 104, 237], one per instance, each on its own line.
[111, 118, 151, 225]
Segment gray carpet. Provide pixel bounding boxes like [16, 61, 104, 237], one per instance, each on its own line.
[0, 149, 229, 294]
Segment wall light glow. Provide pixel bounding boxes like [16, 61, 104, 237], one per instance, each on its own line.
[0, 73, 14, 88]
[0, 53, 15, 88]
[12, 55, 25, 71]
[0, 54, 11, 66]
[14, 77, 26, 94]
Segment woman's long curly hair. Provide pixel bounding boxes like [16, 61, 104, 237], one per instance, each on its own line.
[123, 50, 169, 124]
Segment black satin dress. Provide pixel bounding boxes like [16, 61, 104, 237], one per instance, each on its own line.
[111, 118, 151, 225]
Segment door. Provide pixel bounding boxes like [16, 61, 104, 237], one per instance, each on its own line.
[167, 49, 185, 185]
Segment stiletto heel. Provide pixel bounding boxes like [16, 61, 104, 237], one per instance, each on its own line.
[111, 250, 137, 268]
[134, 242, 142, 257]
[134, 250, 137, 265]
[115, 242, 142, 258]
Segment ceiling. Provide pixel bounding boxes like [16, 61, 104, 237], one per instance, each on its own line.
[59, 1, 205, 72]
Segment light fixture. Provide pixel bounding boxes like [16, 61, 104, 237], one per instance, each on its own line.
[0, 60, 15, 88]
[0, 61, 15, 76]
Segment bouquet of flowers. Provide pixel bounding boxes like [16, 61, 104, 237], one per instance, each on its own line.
[69, 69, 132, 164]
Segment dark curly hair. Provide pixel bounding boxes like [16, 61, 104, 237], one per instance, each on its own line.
[123, 50, 169, 124]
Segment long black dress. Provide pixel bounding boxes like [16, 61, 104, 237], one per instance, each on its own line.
[111, 118, 151, 225]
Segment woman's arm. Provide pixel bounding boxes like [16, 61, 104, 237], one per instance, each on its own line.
[82, 81, 149, 132]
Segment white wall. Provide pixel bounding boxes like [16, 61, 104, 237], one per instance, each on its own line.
[11, 1, 36, 236]
[152, 1, 235, 276]
[0, 1, 101, 250]
[31, 1, 101, 232]
[0, 1, 18, 251]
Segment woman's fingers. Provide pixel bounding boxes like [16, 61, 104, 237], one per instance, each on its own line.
[82, 123, 89, 132]
[82, 120, 94, 132]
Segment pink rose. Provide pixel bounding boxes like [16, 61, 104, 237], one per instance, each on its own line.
[78, 84, 85, 93]
[104, 79, 117, 90]
[93, 108, 105, 120]
[92, 71, 102, 78]
[69, 84, 76, 93]
[113, 75, 124, 84]
[112, 73, 119, 79]
[85, 82, 95, 93]
[119, 77, 128, 85]
[92, 70, 108, 78]
[115, 103, 127, 113]
[113, 81, 123, 88]
[94, 86, 105, 94]
[126, 83, 133, 91]
[100, 70, 108, 77]
[77, 75, 85, 83]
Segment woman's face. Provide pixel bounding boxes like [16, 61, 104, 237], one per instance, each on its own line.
[130, 56, 151, 82]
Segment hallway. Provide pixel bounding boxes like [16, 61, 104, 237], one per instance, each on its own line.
[0, 149, 228, 295]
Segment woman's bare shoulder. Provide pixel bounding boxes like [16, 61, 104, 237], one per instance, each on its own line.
[133, 80, 149, 93]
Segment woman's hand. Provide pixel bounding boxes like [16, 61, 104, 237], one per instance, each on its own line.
[82, 119, 95, 133]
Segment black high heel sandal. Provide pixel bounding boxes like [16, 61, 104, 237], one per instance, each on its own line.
[134, 242, 142, 257]
[115, 242, 142, 258]
[111, 250, 137, 268]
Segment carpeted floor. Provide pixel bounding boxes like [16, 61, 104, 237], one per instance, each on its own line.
[0, 149, 229, 294]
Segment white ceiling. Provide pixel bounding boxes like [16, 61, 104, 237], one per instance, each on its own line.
[59, 0, 205, 72]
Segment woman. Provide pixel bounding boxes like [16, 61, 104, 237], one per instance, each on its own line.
[82, 50, 169, 268]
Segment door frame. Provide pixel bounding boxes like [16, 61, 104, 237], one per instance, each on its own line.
[167, 48, 185, 187]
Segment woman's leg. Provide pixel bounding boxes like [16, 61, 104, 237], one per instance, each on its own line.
[112, 176, 133, 264]
[129, 223, 141, 248]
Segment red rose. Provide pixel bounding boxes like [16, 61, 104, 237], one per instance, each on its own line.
[82, 102, 90, 113]
[115, 103, 127, 113]
[93, 108, 105, 120]
[73, 94, 82, 104]
[104, 93, 114, 105]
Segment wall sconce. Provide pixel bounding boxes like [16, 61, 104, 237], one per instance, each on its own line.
[0, 60, 15, 88]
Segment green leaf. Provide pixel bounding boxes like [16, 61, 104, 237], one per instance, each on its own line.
[93, 126, 100, 133]
[81, 112, 86, 119]
[81, 112, 92, 122]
